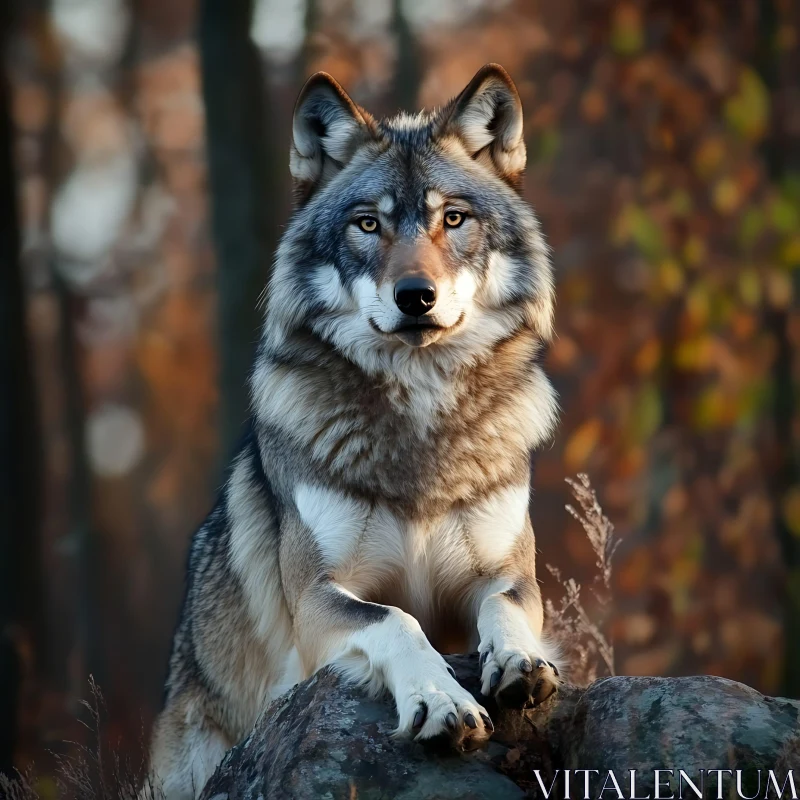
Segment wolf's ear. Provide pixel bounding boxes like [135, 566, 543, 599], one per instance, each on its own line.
[445, 64, 526, 188]
[290, 73, 373, 201]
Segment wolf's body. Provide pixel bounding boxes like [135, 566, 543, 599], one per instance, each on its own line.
[148, 65, 561, 799]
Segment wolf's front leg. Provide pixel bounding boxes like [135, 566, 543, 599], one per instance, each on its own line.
[477, 581, 560, 708]
[295, 581, 493, 749]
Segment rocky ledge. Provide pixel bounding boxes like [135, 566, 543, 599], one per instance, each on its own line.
[200, 654, 799, 799]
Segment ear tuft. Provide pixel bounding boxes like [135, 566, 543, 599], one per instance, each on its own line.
[290, 73, 373, 202]
[445, 64, 526, 187]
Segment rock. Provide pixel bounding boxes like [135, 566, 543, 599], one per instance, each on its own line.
[199, 655, 523, 800]
[562, 675, 800, 770]
[200, 654, 800, 800]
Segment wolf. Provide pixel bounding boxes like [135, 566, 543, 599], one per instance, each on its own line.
[146, 63, 561, 798]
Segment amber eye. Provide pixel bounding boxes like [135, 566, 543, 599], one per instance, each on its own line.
[444, 210, 465, 228]
[357, 216, 380, 234]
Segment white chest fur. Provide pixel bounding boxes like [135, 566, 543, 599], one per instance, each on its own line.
[294, 482, 529, 612]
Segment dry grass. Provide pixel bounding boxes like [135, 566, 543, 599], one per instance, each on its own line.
[545, 473, 620, 685]
[0, 678, 162, 800]
[0, 769, 39, 800]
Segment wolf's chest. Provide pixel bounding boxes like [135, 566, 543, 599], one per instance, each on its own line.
[305, 393, 537, 518]
[293, 481, 530, 610]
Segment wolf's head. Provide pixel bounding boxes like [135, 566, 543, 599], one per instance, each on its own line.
[263, 64, 554, 379]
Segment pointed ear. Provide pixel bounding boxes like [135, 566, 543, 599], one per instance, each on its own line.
[444, 64, 526, 188]
[290, 73, 373, 202]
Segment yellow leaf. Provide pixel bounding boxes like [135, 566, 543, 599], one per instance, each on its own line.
[770, 194, 799, 233]
[613, 204, 665, 261]
[693, 136, 726, 178]
[685, 282, 710, 325]
[692, 387, 735, 429]
[612, 203, 635, 244]
[668, 189, 693, 217]
[683, 235, 707, 267]
[659, 257, 684, 294]
[713, 177, 741, 214]
[739, 207, 764, 249]
[634, 338, 661, 374]
[564, 419, 602, 469]
[783, 487, 800, 538]
[780, 235, 800, 268]
[630, 383, 662, 440]
[674, 334, 714, 370]
[611, 3, 644, 56]
[738, 269, 762, 306]
[724, 68, 770, 142]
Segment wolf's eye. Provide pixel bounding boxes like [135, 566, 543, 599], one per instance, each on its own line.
[444, 211, 465, 228]
[356, 216, 380, 234]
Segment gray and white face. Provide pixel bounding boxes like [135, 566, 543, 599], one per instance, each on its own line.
[266, 65, 554, 375]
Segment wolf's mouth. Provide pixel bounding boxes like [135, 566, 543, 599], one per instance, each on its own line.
[368, 313, 465, 347]
[393, 321, 442, 333]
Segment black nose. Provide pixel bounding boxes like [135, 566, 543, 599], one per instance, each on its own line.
[394, 277, 437, 316]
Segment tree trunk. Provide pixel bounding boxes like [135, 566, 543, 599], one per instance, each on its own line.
[0, 0, 40, 773]
[755, 0, 800, 699]
[198, 0, 278, 466]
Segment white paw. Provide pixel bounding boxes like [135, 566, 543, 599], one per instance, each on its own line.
[393, 663, 494, 750]
[479, 642, 560, 708]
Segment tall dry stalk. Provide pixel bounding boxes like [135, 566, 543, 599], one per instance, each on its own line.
[545, 474, 620, 685]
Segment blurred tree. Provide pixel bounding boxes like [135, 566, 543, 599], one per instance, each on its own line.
[392, 0, 422, 113]
[755, 0, 800, 698]
[0, 0, 38, 773]
[199, 0, 276, 464]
